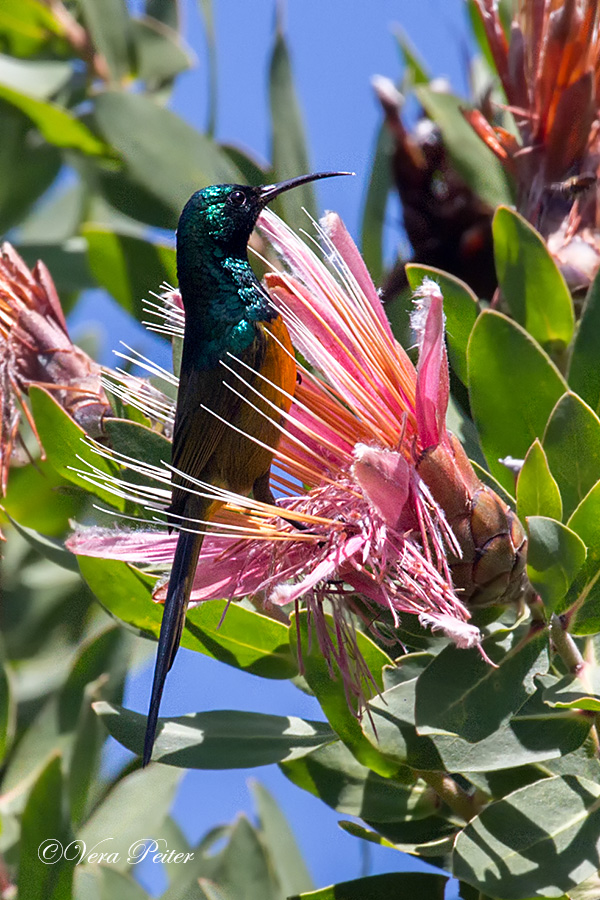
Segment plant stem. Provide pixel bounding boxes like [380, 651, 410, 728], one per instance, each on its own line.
[550, 613, 585, 674]
[413, 769, 486, 822]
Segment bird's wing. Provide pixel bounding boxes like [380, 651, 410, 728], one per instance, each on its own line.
[169, 334, 266, 522]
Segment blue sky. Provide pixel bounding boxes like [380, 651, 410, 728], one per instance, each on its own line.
[92, 1, 474, 895]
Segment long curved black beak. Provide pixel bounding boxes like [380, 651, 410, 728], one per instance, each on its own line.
[258, 171, 354, 207]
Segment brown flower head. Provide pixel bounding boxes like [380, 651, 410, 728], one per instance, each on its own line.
[372, 76, 497, 302]
[0, 243, 111, 495]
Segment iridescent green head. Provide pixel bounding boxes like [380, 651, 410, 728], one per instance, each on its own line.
[176, 171, 353, 267]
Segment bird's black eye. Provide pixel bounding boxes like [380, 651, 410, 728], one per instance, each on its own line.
[229, 190, 247, 207]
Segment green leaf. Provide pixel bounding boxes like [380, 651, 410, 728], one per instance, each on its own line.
[0, 103, 61, 234]
[289, 872, 448, 900]
[428, 686, 590, 770]
[2, 446, 84, 535]
[0, 811, 19, 856]
[250, 781, 314, 897]
[0, 54, 71, 99]
[361, 678, 442, 771]
[543, 669, 600, 712]
[93, 91, 242, 216]
[281, 740, 436, 822]
[94, 701, 334, 768]
[103, 418, 171, 469]
[77, 556, 297, 678]
[68, 682, 109, 830]
[203, 815, 279, 900]
[84, 227, 176, 318]
[289, 611, 398, 778]
[74, 866, 149, 900]
[405, 264, 479, 384]
[493, 206, 574, 350]
[338, 820, 456, 859]
[156, 817, 193, 887]
[2, 626, 130, 801]
[526, 516, 587, 611]
[566, 872, 600, 900]
[0, 662, 15, 764]
[542, 392, 600, 520]
[467, 310, 568, 491]
[94, 164, 180, 230]
[568, 267, 600, 414]
[414, 85, 513, 207]
[146, 0, 179, 29]
[221, 144, 268, 186]
[415, 626, 549, 740]
[17, 172, 84, 244]
[454, 775, 600, 899]
[361, 123, 392, 286]
[77, 763, 183, 870]
[6, 516, 79, 571]
[28, 386, 124, 511]
[543, 731, 600, 784]
[0, 0, 67, 57]
[132, 17, 192, 90]
[197, 0, 217, 133]
[395, 31, 430, 86]
[19, 755, 74, 900]
[356, 659, 567, 768]
[0, 84, 109, 156]
[516, 439, 562, 522]
[79, 0, 134, 83]
[565, 480, 600, 631]
[269, 29, 315, 227]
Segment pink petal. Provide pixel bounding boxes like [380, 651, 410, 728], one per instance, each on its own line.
[352, 443, 410, 528]
[269, 534, 366, 606]
[418, 612, 481, 649]
[322, 212, 396, 342]
[67, 527, 266, 605]
[414, 280, 450, 449]
[66, 527, 177, 564]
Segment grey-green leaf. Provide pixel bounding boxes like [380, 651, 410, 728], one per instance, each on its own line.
[93, 91, 242, 216]
[269, 29, 315, 227]
[19, 755, 74, 900]
[493, 205, 574, 351]
[77, 763, 183, 871]
[94, 702, 334, 768]
[543, 392, 600, 520]
[289, 872, 448, 900]
[281, 739, 436, 822]
[516, 439, 562, 522]
[415, 626, 549, 741]
[569, 266, 600, 415]
[79, 0, 134, 83]
[250, 781, 314, 897]
[467, 310, 568, 491]
[454, 775, 600, 899]
[526, 516, 587, 611]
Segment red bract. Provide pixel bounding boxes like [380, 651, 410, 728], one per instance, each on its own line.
[469, 0, 600, 289]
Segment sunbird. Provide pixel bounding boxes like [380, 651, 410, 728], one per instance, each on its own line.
[143, 170, 352, 765]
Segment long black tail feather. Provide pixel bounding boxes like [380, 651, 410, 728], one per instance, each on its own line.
[143, 529, 203, 766]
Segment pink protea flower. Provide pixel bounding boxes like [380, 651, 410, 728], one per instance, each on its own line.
[68, 210, 530, 705]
